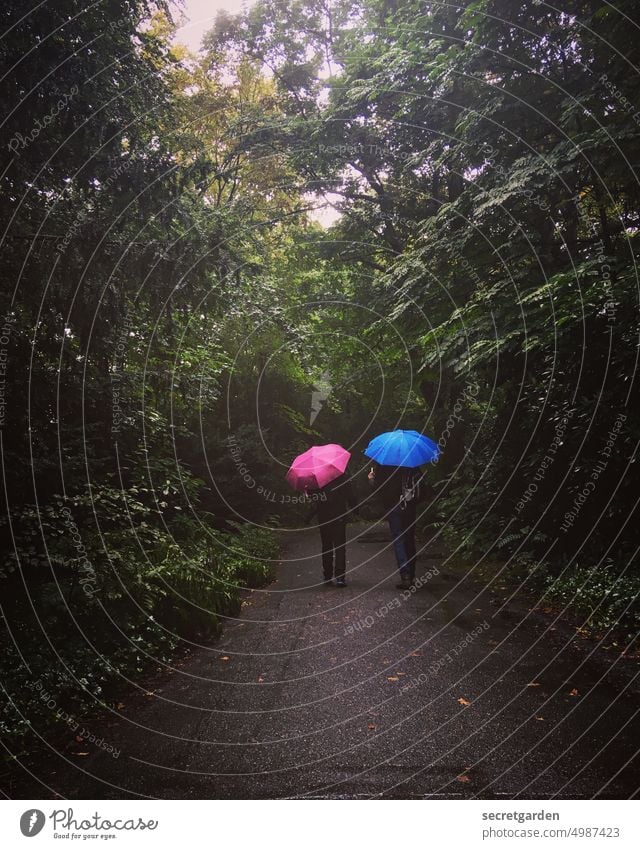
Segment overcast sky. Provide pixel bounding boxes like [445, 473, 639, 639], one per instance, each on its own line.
[174, 0, 248, 53]
[172, 0, 340, 227]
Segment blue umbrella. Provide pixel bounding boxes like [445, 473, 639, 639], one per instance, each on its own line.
[364, 429, 439, 467]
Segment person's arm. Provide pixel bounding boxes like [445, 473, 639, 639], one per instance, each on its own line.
[413, 468, 428, 502]
[304, 495, 319, 524]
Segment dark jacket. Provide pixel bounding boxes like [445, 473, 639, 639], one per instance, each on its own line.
[308, 474, 357, 524]
[372, 465, 423, 512]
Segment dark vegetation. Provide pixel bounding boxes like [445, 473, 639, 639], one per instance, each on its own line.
[1, 0, 639, 749]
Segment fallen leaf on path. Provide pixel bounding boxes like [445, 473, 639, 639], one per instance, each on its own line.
[387, 676, 399, 682]
[73, 752, 89, 757]
[535, 716, 545, 721]
[144, 691, 155, 697]
[116, 703, 125, 710]
[409, 651, 421, 657]
[568, 688, 579, 696]
[488, 640, 499, 646]
[367, 723, 376, 731]
[257, 677, 264, 683]
[220, 656, 230, 662]
[457, 773, 471, 783]
[527, 682, 541, 687]
[457, 697, 471, 706]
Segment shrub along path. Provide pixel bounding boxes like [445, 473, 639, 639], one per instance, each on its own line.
[5, 523, 639, 799]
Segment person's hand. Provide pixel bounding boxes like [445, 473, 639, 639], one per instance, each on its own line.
[367, 466, 375, 482]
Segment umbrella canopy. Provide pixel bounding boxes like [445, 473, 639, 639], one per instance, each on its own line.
[286, 444, 351, 492]
[364, 429, 439, 468]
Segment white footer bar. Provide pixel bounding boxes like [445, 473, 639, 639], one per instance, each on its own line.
[1, 799, 638, 848]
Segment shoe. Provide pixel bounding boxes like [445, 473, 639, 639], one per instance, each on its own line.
[335, 578, 347, 587]
[323, 577, 333, 586]
[396, 576, 411, 590]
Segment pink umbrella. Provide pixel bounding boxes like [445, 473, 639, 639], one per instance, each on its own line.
[286, 444, 351, 492]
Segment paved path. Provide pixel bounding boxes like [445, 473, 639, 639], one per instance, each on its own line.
[7, 524, 639, 799]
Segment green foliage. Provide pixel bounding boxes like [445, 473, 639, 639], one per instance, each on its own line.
[0, 514, 279, 741]
[540, 561, 640, 639]
[0, 1, 297, 747]
[3, 0, 640, 748]
[210, 0, 640, 633]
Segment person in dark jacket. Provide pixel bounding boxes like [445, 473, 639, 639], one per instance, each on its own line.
[308, 473, 357, 586]
[368, 463, 422, 589]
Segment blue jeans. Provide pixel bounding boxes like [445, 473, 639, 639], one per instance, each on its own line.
[387, 504, 417, 580]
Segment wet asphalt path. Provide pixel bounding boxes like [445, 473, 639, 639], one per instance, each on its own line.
[6, 523, 639, 799]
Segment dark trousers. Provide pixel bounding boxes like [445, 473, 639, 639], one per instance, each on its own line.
[387, 504, 417, 580]
[319, 519, 346, 579]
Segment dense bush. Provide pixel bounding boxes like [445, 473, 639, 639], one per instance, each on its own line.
[1, 511, 278, 743]
[540, 561, 640, 640]
[0, 0, 308, 748]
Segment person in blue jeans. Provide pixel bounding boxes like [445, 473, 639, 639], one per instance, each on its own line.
[368, 463, 421, 589]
